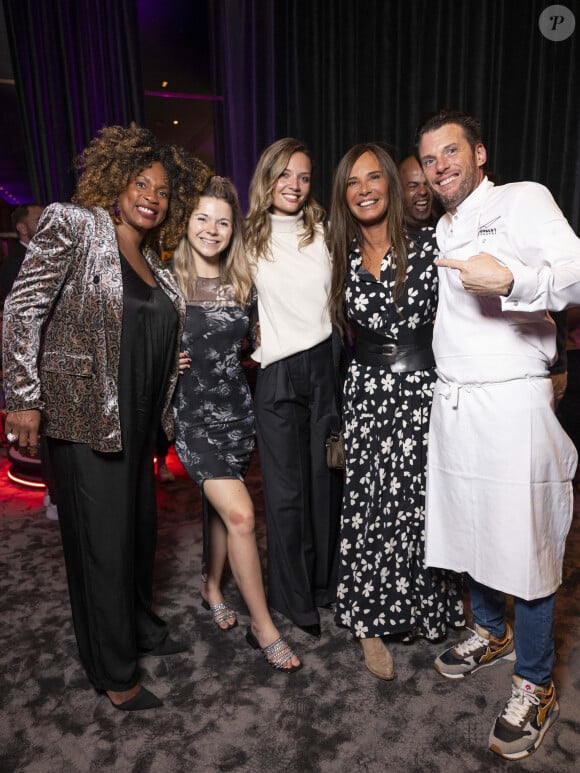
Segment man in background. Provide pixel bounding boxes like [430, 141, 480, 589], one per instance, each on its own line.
[0, 203, 45, 304]
[0, 203, 56, 519]
[398, 155, 440, 229]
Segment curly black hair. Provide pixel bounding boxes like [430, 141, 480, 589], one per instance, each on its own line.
[72, 123, 210, 249]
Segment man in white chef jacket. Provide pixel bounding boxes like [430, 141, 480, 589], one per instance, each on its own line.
[416, 109, 580, 762]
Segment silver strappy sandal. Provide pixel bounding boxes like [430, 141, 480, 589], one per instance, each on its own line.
[246, 627, 302, 673]
[201, 599, 238, 630]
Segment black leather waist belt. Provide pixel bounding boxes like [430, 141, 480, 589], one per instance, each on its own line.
[352, 321, 435, 372]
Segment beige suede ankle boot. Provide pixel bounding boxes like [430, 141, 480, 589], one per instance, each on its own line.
[359, 637, 395, 680]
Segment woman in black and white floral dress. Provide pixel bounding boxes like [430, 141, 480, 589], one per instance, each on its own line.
[173, 177, 301, 673]
[328, 145, 464, 681]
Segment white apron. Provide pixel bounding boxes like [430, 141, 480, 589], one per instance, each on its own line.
[425, 375, 576, 599]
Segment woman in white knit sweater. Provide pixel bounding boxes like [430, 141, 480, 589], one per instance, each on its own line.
[244, 138, 342, 637]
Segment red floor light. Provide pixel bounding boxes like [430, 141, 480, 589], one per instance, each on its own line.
[7, 469, 46, 489]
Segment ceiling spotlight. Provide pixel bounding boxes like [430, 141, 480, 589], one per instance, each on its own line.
[162, 81, 168, 88]
[173, 120, 179, 125]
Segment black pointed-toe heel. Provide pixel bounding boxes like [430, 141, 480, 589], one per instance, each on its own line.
[104, 686, 163, 711]
[138, 635, 188, 656]
[246, 626, 303, 674]
[298, 622, 321, 638]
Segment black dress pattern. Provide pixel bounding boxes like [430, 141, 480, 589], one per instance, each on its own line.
[335, 230, 464, 640]
[173, 278, 255, 486]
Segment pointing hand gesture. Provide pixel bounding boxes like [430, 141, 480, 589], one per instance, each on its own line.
[436, 252, 514, 296]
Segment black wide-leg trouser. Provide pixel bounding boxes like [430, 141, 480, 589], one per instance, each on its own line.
[48, 433, 167, 692]
[254, 337, 343, 629]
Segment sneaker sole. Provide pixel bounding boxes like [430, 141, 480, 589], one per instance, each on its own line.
[489, 703, 559, 760]
[434, 649, 516, 679]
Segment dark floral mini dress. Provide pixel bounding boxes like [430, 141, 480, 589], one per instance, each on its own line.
[335, 230, 464, 640]
[173, 277, 255, 486]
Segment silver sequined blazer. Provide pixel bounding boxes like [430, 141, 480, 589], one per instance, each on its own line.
[2, 203, 185, 452]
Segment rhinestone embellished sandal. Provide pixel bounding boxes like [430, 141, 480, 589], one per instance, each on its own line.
[201, 598, 238, 630]
[246, 626, 302, 673]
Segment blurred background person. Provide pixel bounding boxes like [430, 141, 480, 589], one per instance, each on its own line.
[557, 307, 580, 481]
[0, 203, 59, 519]
[0, 203, 45, 306]
[398, 155, 440, 230]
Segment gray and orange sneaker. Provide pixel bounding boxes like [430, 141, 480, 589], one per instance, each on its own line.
[434, 623, 515, 679]
[488, 676, 559, 760]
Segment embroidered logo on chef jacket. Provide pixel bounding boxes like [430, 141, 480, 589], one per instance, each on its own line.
[477, 216, 501, 239]
[477, 216, 502, 261]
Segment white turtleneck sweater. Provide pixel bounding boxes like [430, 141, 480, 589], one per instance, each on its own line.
[251, 213, 333, 368]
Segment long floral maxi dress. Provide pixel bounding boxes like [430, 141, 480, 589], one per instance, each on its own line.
[335, 230, 464, 640]
[173, 278, 256, 575]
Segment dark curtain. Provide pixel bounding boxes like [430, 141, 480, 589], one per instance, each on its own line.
[208, 0, 278, 212]
[3, 0, 145, 204]
[210, 0, 580, 229]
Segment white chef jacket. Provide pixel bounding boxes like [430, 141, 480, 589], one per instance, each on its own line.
[425, 177, 580, 599]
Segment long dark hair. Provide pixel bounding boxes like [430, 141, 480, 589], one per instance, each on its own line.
[328, 143, 407, 331]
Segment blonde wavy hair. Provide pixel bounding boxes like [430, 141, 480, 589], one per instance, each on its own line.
[72, 123, 209, 250]
[172, 176, 253, 306]
[243, 137, 326, 261]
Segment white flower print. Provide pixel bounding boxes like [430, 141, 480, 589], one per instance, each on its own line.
[381, 437, 393, 456]
[396, 577, 410, 594]
[407, 312, 420, 329]
[412, 407, 423, 425]
[407, 286, 419, 304]
[389, 477, 401, 496]
[383, 537, 396, 556]
[381, 373, 395, 392]
[359, 424, 372, 439]
[340, 538, 352, 555]
[351, 512, 363, 529]
[365, 377, 378, 394]
[354, 294, 369, 312]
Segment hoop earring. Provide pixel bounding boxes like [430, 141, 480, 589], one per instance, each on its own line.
[111, 200, 122, 224]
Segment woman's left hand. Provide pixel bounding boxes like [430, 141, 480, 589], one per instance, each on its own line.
[178, 351, 191, 374]
[5, 408, 42, 457]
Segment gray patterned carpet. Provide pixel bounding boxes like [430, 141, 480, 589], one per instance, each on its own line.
[1, 444, 580, 772]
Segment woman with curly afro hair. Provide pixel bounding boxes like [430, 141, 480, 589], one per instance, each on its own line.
[3, 123, 209, 711]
